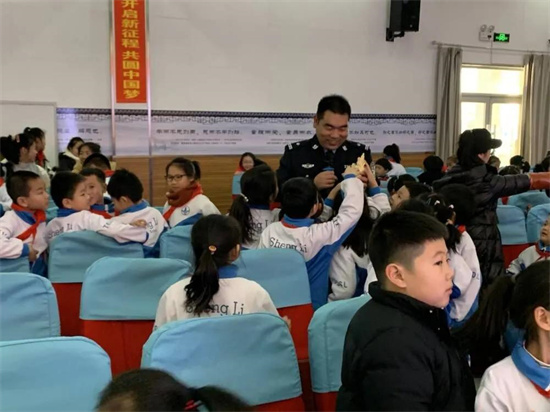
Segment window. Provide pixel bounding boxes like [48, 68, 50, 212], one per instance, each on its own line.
[460, 65, 524, 165]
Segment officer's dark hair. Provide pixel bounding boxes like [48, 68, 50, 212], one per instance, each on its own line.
[229, 165, 277, 245]
[281, 177, 319, 219]
[316, 95, 351, 120]
[107, 169, 144, 203]
[387, 174, 416, 194]
[369, 210, 448, 286]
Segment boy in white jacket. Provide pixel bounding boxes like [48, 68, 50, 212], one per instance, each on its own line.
[507, 215, 550, 276]
[45, 172, 147, 245]
[0, 171, 49, 272]
[108, 169, 168, 257]
[259, 163, 365, 310]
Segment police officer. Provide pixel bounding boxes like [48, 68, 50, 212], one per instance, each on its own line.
[277, 95, 372, 197]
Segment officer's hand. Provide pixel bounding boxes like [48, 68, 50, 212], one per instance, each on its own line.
[314, 171, 337, 190]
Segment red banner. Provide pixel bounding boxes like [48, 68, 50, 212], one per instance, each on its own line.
[113, 0, 147, 103]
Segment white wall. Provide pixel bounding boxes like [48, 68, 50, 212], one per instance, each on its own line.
[1, 0, 549, 116]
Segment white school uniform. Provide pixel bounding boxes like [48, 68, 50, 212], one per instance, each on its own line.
[447, 231, 482, 326]
[258, 176, 364, 310]
[476, 356, 550, 412]
[243, 207, 281, 249]
[111, 201, 168, 253]
[154, 264, 278, 328]
[45, 209, 148, 244]
[386, 162, 407, 177]
[163, 195, 220, 228]
[507, 243, 550, 276]
[0, 210, 47, 258]
[0, 183, 12, 212]
[329, 248, 374, 301]
[322, 187, 391, 220]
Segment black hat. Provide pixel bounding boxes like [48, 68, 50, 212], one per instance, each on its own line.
[458, 129, 502, 154]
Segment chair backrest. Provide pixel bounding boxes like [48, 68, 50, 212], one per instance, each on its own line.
[508, 191, 550, 214]
[404, 167, 423, 178]
[0, 337, 111, 412]
[48, 230, 144, 283]
[81, 257, 192, 320]
[46, 206, 58, 223]
[234, 249, 311, 309]
[159, 225, 195, 266]
[142, 313, 302, 407]
[309, 295, 370, 394]
[0, 256, 29, 273]
[232, 173, 242, 195]
[526, 203, 550, 243]
[0, 273, 60, 341]
[496, 205, 528, 245]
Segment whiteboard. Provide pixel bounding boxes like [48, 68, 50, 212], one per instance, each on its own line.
[0, 101, 58, 167]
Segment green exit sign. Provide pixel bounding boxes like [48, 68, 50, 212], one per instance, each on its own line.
[493, 32, 510, 43]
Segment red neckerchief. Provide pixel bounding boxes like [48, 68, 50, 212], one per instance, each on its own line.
[12, 204, 46, 242]
[535, 242, 550, 260]
[533, 383, 550, 398]
[163, 183, 203, 221]
[104, 170, 115, 178]
[0, 177, 4, 186]
[90, 208, 112, 219]
[457, 225, 466, 234]
[36, 151, 46, 168]
[501, 196, 509, 205]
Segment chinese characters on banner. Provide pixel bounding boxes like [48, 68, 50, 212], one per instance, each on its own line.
[113, 0, 147, 103]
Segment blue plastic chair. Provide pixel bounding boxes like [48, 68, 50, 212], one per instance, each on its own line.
[508, 191, 550, 214]
[526, 203, 550, 243]
[80, 257, 192, 374]
[0, 337, 111, 412]
[142, 314, 304, 409]
[159, 225, 195, 266]
[232, 173, 243, 196]
[405, 167, 423, 178]
[308, 295, 370, 410]
[0, 256, 29, 273]
[0, 273, 60, 341]
[49, 230, 145, 283]
[496, 205, 528, 245]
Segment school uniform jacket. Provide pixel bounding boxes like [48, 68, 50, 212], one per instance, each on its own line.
[243, 207, 281, 249]
[154, 264, 278, 328]
[329, 248, 374, 302]
[506, 242, 550, 276]
[45, 209, 148, 244]
[447, 231, 482, 326]
[0, 210, 47, 258]
[258, 176, 364, 309]
[163, 194, 220, 228]
[111, 200, 168, 256]
[386, 161, 407, 177]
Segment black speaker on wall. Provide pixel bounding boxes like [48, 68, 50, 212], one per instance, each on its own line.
[386, 0, 421, 42]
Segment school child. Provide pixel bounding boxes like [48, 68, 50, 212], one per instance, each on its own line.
[475, 261, 550, 411]
[228, 164, 279, 249]
[0, 133, 50, 187]
[382, 143, 407, 177]
[73, 142, 101, 173]
[108, 169, 168, 257]
[0, 164, 12, 212]
[258, 162, 365, 309]
[80, 168, 112, 219]
[507, 215, 550, 276]
[418, 155, 445, 186]
[328, 165, 390, 301]
[24, 127, 49, 172]
[162, 157, 220, 228]
[337, 210, 476, 411]
[154, 215, 278, 327]
[82, 153, 114, 176]
[97, 369, 252, 412]
[374, 158, 392, 181]
[386, 173, 415, 195]
[235, 152, 263, 174]
[399, 194, 482, 327]
[45, 172, 147, 245]
[58, 137, 84, 172]
[0, 172, 49, 273]
[390, 180, 431, 210]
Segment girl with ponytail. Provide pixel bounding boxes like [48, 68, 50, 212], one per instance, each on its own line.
[162, 157, 220, 228]
[0, 133, 50, 187]
[154, 215, 278, 326]
[473, 261, 550, 410]
[398, 193, 482, 328]
[228, 164, 279, 249]
[383, 143, 407, 177]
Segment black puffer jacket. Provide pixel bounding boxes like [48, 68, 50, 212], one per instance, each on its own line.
[337, 282, 476, 411]
[433, 164, 530, 285]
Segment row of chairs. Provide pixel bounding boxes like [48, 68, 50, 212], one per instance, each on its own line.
[0, 270, 367, 411]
